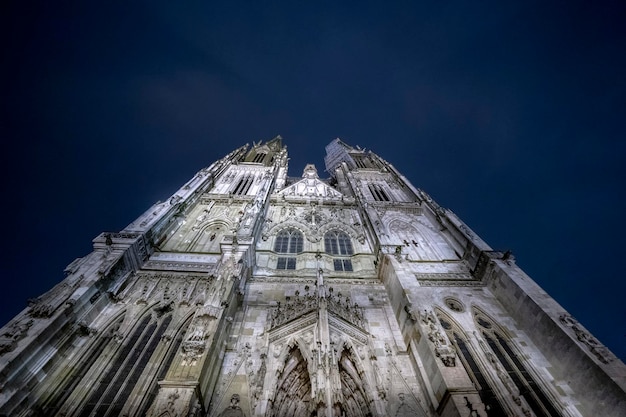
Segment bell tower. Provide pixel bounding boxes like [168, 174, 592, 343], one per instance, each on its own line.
[0, 137, 625, 417]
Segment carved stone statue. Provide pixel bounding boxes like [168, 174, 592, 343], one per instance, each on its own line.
[218, 394, 245, 417]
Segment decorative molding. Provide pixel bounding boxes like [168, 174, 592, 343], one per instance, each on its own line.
[249, 276, 379, 285]
[135, 271, 211, 281]
[415, 272, 471, 280]
[418, 280, 485, 287]
[328, 316, 368, 344]
[143, 261, 218, 273]
[416, 272, 483, 287]
[269, 315, 317, 342]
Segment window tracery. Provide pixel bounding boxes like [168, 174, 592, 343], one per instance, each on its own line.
[436, 312, 508, 416]
[274, 228, 303, 270]
[473, 310, 563, 417]
[252, 152, 266, 163]
[138, 316, 191, 416]
[231, 174, 254, 195]
[368, 183, 390, 201]
[78, 311, 173, 417]
[41, 315, 125, 415]
[324, 230, 354, 271]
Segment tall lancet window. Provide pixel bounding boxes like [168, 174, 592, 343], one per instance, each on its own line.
[437, 314, 508, 417]
[324, 230, 353, 271]
[138, 316, 191, 416]
[253, 152, 267, 163]
[475, 312, 563, 417]
[231, 174, 254, 195]
[274, 228, 303, 269]
[40, 316, 125, 415]
[78, 311, 173, 417]
[368, 183, 390, 201]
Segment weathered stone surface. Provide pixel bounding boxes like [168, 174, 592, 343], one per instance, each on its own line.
[0, 137, 624, 417]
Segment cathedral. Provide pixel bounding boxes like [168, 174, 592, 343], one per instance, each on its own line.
[1, 137, 624, 417]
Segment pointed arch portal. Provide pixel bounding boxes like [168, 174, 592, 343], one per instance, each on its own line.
[270, 346, 313, 417]
[337, 349, 372, 417]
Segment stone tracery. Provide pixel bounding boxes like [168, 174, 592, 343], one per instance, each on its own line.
[0, 137, 612, 417]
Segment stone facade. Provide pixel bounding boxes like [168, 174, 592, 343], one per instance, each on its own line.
[1, 137, 624, 417]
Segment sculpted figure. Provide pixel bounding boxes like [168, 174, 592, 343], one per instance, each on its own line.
[218, 394, 245, 417]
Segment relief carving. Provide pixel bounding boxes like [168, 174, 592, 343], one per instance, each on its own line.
[240, 341, 267, 411]
[76, 321, 98, 337]
[192, 209, 210, 231]
[217, 394, 246, 417]
[0, 318, 34, 355]
[269, 286, 364, 331]
[28, 271, 85, 318]
[420, 310, 456, 367]
[148, 387, 198, 417]
[181, 314, 214, 366]
[181, 341, 205, 367]
[559, 313, 614, 364]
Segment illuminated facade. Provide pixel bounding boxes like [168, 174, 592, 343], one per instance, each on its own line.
[1, 137, 624, 416]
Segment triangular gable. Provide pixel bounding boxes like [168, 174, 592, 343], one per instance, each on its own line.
[278, 164, 344, 198]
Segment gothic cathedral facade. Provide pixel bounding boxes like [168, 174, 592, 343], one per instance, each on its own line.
[1, 137, 624, 417]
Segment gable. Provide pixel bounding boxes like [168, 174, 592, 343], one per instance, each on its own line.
[278, 177, 344, 198]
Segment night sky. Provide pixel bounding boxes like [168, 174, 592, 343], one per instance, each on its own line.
[2, 1, 625, 362]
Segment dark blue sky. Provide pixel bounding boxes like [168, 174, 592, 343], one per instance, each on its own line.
[2, 1, 625, 361]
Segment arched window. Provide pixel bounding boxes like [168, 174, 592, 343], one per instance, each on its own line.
[473, 310, 563, 417]
[274, 229, 303, 269]
[231, 174, 254, 195]
[452, 331, 507, 417]
[253, 152, 267, 163]
[274, 229, 303, 253]
[368, 183, 390, 201]
[138, 317, 191, 416]
[324, 230, 353, 255]
[482, 333, 561, 416]
[39, 316, 126, 415]
[78, 312, 173, 417]
[324, 230, 353, 271]
[436, 314, 507, 416]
